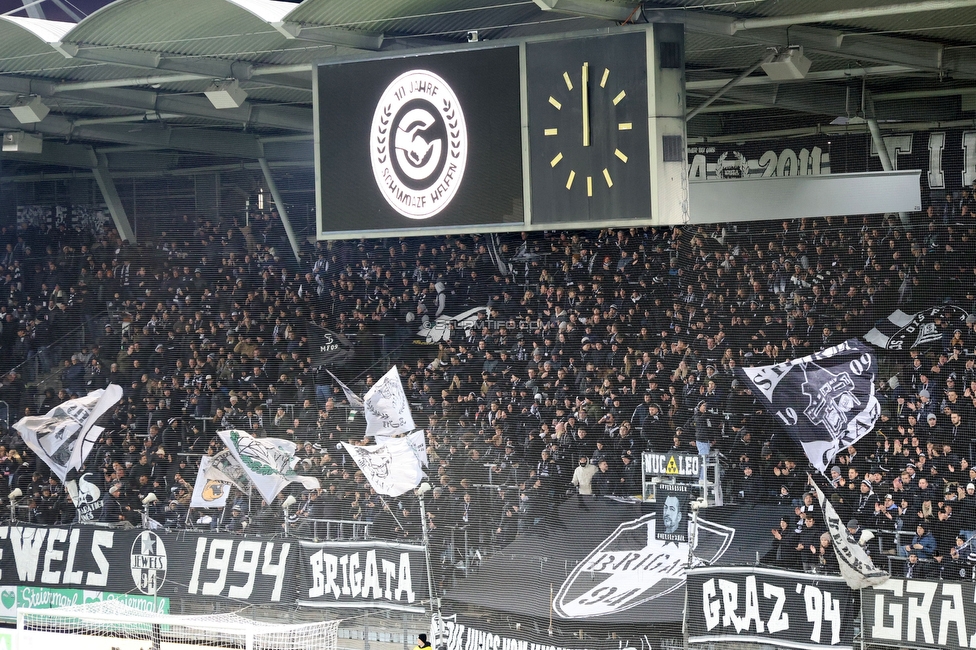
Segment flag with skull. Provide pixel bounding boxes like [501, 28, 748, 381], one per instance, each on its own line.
[735, 339, 880, 472]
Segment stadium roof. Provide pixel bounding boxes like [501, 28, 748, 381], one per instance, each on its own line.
[0, 0, 975, 175]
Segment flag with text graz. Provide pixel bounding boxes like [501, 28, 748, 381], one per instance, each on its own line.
[863, 305, 968, 350]
[735, 340, 880, 472]
[308, 324, 354, 367]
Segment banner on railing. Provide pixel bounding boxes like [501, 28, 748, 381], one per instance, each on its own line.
[0, 525, 295, 605]
[863, 578, 976, 650]
[686, 566, 856, 650]
[298, 539, 428, 612]
[0, 584, 169, 622]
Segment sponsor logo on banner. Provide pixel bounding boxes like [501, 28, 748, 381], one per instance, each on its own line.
[688, 567, 855, 650]
[300, 540, 425, 611]
[553, 513, 733, 619]
[370, 69, 468, 220]
[642, 452, 700, 478]
[2, 586, 170, 621]
[130, 530, 167, 595]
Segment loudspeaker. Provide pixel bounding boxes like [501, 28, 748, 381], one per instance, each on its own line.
[761, 47, 812, 81]
[2, 131, 43, 153]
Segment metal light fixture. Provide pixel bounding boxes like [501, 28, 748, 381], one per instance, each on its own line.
[204, 80, 247, 109]
[10, 96, 49, 124]
[761, 46, 812, 81]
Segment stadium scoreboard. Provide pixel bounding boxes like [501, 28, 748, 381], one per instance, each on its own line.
[314, 23, 687, 240]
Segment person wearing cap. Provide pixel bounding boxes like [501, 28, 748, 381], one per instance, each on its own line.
[958, 483, 976, 543]
[412, 634, 431, 650]
[900, 522, 937, 560]
[853, 479, 879, 520]
[99, 483, 125, 523]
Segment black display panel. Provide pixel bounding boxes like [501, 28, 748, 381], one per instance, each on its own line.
[526, 32, 651, 225]
[315, 47, 523, 237]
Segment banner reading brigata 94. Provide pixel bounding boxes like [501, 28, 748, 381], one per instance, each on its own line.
[736, 339, 880, 472]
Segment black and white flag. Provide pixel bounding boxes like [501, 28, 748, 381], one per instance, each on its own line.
[13, 385, 123, 482]
[308, 324, 354, 367]
[812, 480, 889, 590]
[736, 340, 880, 472]
[863, 305, 968, 350]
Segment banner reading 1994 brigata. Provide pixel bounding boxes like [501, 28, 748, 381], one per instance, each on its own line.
[686, 566, 856, 650]
[298, 539, 428, 612]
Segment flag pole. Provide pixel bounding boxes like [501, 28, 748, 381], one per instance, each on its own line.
[416, 482, 442, 648]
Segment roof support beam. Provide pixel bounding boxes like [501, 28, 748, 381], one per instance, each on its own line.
[271, 22, 384, 50]
[92, 158, 137, 243]
[55, 45, 311, 90]
[0, 76, 312, 131]
[258, 157, 301, 263]
[532, 0, 640, 21]
[0, 111, 264, 159]
[0, 140, 96, 168]
[731, 0, 976, 32]
[645, 10, 976, 78]
[687, 65, 917, 90]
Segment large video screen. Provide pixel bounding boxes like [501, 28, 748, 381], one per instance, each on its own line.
[315, 46, 524, 238]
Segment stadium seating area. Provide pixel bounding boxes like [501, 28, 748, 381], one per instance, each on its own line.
[2, 203, 976, 583]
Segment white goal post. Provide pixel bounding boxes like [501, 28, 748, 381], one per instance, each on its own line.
[17, 601, 340, 650]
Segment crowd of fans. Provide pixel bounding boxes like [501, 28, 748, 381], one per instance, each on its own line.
[3, 197, 976, 584]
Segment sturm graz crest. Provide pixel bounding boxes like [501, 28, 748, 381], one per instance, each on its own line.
[370, 69, 467, 220]
[800, 360, 860, 440]
[553, 513, 733, 619]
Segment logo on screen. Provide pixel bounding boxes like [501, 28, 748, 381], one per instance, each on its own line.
[370, 69, 467, 219]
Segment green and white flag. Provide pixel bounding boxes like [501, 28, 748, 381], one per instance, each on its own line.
[217, 430, 319, 503]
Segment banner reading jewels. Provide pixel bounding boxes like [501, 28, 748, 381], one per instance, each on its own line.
[686, 566, 856, 650]
[298, 539, 428, 612]
[864, 578, 976, 650]
[0, 525, 296, 605]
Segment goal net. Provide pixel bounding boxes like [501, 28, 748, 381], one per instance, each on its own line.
[17, 600, 340, 650]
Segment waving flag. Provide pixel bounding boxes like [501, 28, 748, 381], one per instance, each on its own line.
[191, 455, 231, 508]
[341, 430, 426, 497]
[203, 449, 252, 494]
[364, 366, 416, 439]
[736, 340, 880, 472]
[812, 479, 889, 589]
[309, 324, 355, 367]
[13, 384, 123, 482]
[325, 368, 364, 408]
[863, 305, 968, 350]
[217, 430, 319, 503]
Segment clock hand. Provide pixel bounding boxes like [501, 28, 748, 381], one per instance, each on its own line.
[582, 61, 590, 148]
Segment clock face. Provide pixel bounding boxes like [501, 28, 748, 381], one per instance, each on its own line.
[527, 32, 651, 225]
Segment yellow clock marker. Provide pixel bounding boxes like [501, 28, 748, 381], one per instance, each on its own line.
[603, 168, 613, 187]
[586, 176, 593, 197]
[563, 72, 573, 91]
[618, 122, 632, 131]
[566, 170, 576, 189]
[613, 90, 626, 105]
[600, 68, 609, 88]
[549, 96, 562, 110]
[544, 128, 558, 136]
[550, 152, 563, 167]
[615, 149, 628, 163]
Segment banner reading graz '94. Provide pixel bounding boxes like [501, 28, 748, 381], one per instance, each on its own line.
[686, 566, 856, 650]
[0, 525, 295, 605]
[298, 539, 428, 612]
